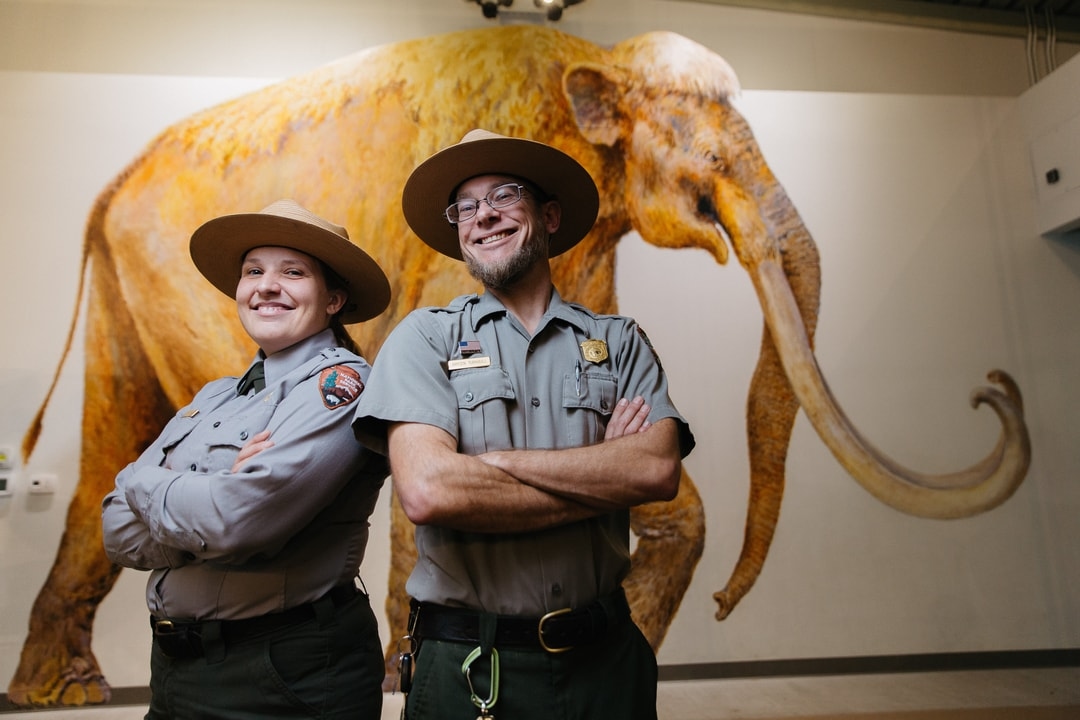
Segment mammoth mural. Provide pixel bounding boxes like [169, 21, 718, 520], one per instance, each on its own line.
[8, 25, 1031, 707]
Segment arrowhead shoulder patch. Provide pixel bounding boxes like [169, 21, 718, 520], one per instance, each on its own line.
[319, 365, 365, 409]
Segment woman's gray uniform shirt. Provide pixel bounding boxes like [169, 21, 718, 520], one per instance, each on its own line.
[353, 289, 694, 616]
[102, 329, 387, 621]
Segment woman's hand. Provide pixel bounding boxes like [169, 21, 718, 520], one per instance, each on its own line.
[232, 429, 274, 472]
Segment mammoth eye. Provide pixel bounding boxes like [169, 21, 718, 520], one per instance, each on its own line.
[697, 195, 720, 223]
[704, 149, 728, 173]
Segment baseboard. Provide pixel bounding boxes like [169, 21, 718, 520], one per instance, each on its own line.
[657, 648, 1080, 682]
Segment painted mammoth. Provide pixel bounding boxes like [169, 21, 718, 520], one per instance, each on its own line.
[8, 25, 1030, 706]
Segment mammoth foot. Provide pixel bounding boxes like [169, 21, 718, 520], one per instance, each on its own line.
[7, 588, 111, 707]
[7, 654, 111, 707]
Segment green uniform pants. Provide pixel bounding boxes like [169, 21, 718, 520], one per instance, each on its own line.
[146, 591, 383, 719]
[404, 617, 658, 720]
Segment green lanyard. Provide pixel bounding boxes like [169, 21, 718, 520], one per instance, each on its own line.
[461, 645, 500, 718]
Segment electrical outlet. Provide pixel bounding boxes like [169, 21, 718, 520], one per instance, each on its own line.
[29, 473, 57, 495]
[0, 475, 12, 497]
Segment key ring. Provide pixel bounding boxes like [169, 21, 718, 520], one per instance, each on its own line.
[461, 645, 499, 716]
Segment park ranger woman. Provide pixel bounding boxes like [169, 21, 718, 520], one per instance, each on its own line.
[102, 199, 391, 718]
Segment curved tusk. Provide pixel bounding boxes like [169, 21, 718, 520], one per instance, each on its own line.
[713, 220, 733, 248]
[752, 259, 1031, 519]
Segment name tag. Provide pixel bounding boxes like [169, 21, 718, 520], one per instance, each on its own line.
[448, 356, 492, 371]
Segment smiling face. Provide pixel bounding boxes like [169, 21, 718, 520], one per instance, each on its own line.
[454, 174, 561, 291]
[236, 245, 346, 356]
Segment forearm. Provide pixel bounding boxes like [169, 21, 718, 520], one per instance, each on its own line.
[388, 423, 601, 533]
[102, 484, 191, 570]
[480, 417, 682, 509]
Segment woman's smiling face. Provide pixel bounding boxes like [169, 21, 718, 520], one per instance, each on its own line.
[235, 245, 345, 355]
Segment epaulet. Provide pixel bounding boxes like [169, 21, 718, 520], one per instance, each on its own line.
[564, 301, 618, 322]
[427, 293, 479, 314]
[318, 346, 358, 363]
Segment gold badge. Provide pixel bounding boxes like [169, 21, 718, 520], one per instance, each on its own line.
[580, 339, 608, 364]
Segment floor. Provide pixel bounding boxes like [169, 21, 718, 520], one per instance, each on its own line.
[2, 667, 1078, 718]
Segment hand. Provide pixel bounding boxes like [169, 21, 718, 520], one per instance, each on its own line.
[232, 429, 273, 472]
[605, 396, 651, 440]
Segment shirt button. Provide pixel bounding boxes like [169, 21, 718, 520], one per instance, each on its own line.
[464, 392, 474, 402]
[189, 464, 197, 471]
[239, 431, 249, 441]
[551, 583, 563, 597]
[213, 421, 221, 428]
[531, 397, 540, 407]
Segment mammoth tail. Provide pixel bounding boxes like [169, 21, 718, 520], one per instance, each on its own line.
[21, 193, 104, 462]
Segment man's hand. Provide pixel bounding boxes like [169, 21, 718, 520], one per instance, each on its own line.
[605, 396, 651, 440]
[232, 429, 273, 472]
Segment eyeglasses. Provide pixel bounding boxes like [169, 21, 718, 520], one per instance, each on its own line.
[444, 183, 528, 225]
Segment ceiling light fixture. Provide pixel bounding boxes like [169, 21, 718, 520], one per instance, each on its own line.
[470, 0, 585, 23]
[473, 0, 512, 19]
[533, 0, 585, 22]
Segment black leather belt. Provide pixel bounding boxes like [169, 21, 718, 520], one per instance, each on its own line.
[151, 583, 359, 659]
[411, 588, 630, 653]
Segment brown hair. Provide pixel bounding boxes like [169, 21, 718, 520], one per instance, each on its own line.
[319, 260, 363, 356]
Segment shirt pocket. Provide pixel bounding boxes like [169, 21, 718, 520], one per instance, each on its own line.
[450, 367, 515, 454]
[157, 408, 201, 457]
[562, 371, 617, 446]
[201, 415, 263, 473]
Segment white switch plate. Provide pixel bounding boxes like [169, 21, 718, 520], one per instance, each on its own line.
[29, 473, 58, 495]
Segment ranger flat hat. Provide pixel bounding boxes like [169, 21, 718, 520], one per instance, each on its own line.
[190, 199, 390, 324]
[401, 129, 599, 260]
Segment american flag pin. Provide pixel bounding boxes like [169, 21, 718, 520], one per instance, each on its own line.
[459, 339, 482, 355]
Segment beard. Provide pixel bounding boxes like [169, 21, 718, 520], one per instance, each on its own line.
[464, 233, 548, 291]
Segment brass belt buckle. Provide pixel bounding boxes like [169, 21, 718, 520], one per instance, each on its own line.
[154, 619, 176, 635]
[537, 607, 573, 654]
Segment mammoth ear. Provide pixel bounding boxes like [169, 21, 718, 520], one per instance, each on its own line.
[563, 63, 629, 148]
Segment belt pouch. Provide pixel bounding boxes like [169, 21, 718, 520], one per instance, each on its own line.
[201, 620, 225, 665]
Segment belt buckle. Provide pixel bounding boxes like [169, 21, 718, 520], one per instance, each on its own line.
[538, 607, 573, 654]
[153, 619, 177, 635]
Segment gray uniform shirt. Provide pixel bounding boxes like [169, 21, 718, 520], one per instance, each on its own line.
[102, 329, 387, 621]
[353, 289, 693, 616]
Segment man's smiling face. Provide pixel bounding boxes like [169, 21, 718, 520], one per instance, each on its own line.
[454, 174, 560, 290]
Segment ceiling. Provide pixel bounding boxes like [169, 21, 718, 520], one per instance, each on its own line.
[676, 0, 1080, 44]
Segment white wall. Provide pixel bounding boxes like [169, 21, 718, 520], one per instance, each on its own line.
[1, 0, 1078, 693]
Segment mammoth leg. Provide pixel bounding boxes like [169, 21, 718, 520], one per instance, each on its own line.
[380, 473, 704, 668]
[8, 235, 174, 707]
[624, 467, 705, 649]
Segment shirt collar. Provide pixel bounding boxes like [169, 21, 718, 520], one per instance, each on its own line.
[249, 328, 337, 388]
[471, 287, 588, 336]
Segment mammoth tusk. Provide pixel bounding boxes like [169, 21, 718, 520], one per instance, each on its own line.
[713, 220, 733, 247]
[752, 259, 1031, 519]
